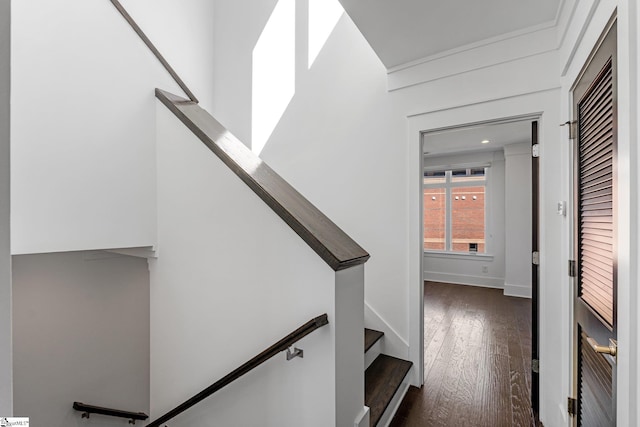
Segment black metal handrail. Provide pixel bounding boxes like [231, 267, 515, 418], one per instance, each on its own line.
[73, 401, 148, 424]
[146, 314, 329, 427]
[109, 0, 199, 103]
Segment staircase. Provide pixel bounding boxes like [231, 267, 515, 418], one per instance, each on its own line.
[364, 328, 413, 426]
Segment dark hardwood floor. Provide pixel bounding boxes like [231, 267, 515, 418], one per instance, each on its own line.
[390, 281, 534, 427]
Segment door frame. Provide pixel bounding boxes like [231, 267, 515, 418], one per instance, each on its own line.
[407, 91, 570, 426]
[414, 113, 540, 391]
[569, 14, 619, 426]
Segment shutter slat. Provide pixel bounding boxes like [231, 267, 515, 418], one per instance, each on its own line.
[581, 186, 613, 201]
[581, 175, 613, 193]
[582, 267, 614, 293]
[581, 209, 613, 217]
[581, 232, 613, 245]
[580, 119, 613, 150]
[581, 254, 613, 275]
[581, 245, 613, 261]
[580, 148, 613, 175]
[581, 216, 612, 224]
[582, 239, 612, 252]
[581, 118, 613, 144]
[580, 292, 613, 324]
[580, 109, 613, 143]
[579, 73, 612, 115]
[580, 165, 613, 186]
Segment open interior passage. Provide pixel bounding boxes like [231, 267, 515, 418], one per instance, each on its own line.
[391, 281, 534, 427]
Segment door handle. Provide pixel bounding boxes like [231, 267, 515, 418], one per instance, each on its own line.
[586, 337, 617, 358]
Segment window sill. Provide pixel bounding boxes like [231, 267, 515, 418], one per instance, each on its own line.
[423, 251, 494, 261]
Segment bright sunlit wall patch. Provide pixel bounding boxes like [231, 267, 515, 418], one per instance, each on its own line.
[252, 0, 296, 156]
[308, 0, 344, 68]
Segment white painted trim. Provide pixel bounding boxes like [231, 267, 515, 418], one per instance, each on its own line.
[388, 22, 557, 74]
[424, 251, 494, 261]
[557, 0, 582, 51]
[503, 142, 532, 157]
[406, 87, 558, 119]
[335, 266, 366, 427]
[424, 271, 504, 289]
[354, 406, 370, 427]
[408, 89, 563, 426]
[388, 30, 558, 92]
[106, 246, 158, 259]
[82, 246, 157, 260]
[503, 283, 533, 299]
[375, 367, 412, 427]
[364, 338, 382, 370]
[364, 302, 409, 360]
[560, 0, 604, 77]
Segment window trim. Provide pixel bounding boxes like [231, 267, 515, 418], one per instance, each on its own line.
[423, 164, 490, 255]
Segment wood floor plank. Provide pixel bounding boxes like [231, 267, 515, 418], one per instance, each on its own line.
[390, 282, 535, 427]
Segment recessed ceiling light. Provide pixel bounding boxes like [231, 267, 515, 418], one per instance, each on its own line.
[481, 139, 490, 144]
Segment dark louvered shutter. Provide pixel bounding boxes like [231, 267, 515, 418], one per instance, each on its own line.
[578, 58, 615, 326]
[578, 330, 614, 426]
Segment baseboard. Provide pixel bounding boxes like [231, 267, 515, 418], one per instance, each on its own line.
[424, 271, 504, 289]
[503, 283, 532, 298]
[364, 303, 410, 360]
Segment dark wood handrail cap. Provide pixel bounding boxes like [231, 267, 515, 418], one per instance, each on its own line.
[72, 401, 148, 420]
[155, 88, 370, 271]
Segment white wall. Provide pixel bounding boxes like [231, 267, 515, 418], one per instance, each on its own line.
[10, 0, 214, 255]
[423, 150, 506, 289]
[503, 142, 533, 298]
[210, 0, 409, 360]
[151, 104, 356, 426]
[396, 25, 568, 426]
[0, 0, 11, 415]
[118, 0, 215, 111]
[12, 251, 150, 425]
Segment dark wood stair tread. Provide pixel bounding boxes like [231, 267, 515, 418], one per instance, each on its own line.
[365, 354, 413, 426]
[364, 328, 384, 353]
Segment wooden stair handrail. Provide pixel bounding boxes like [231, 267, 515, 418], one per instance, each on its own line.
[145, 314, 330, 427]
[156, 89, 370, 271]
[109, 0, 199, 103]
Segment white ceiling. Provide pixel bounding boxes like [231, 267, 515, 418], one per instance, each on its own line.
[423, 120, 532, 156]
[338, 0, 563, 68]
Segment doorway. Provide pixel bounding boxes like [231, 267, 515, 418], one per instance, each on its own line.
[418, 117, 541, 422]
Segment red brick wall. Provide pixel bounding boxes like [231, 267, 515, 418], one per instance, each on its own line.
[424, 188, 445, 250]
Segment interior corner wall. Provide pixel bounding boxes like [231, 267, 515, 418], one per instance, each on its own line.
[10, 0, 215, 255]
[0, 0, 11, 415]
[210, 0, 410, 357]
[118, 0, 215, 112]
[423, 150, 506, 289]
[503, 142, 533, 298]
[12, 251, 150, 425]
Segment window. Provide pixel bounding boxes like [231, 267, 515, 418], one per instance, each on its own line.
[423, 166, 487, 253]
